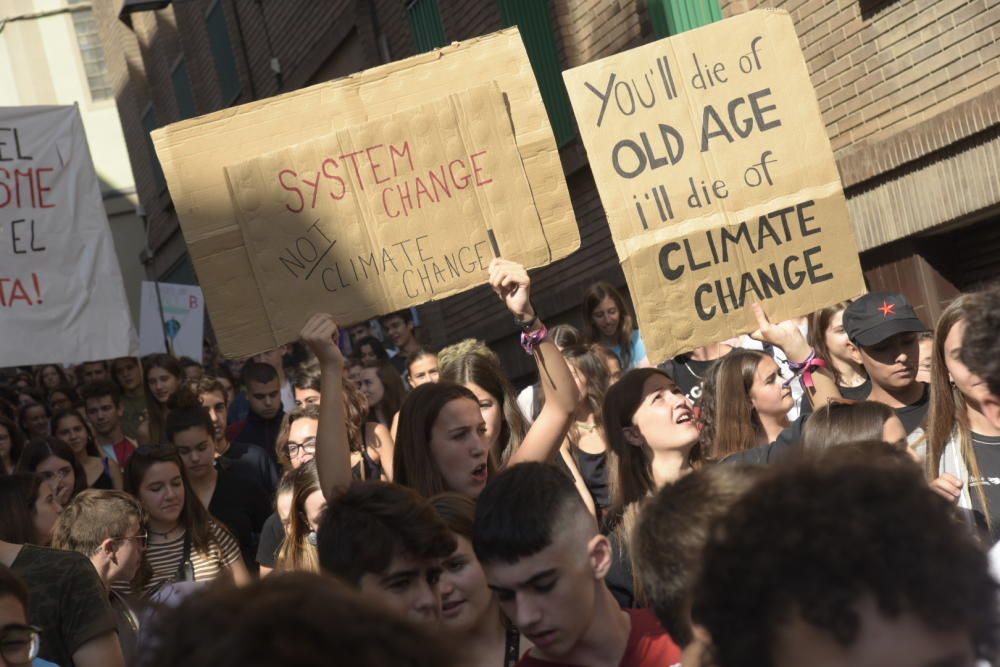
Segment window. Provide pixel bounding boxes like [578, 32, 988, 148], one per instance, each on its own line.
[205, 0, 241, 104]
[499, 0, 575, 147]
[172, 59, 197, 119]
[141, 106, 167, 193]
[407, 0, 447, 53]
[67, 0, 113, 101]
[648, 0, 722, 39]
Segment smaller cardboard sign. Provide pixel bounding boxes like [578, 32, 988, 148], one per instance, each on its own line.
[225, 83, 549, 346]
[563, 9, 865, 362]
[139, 281, 205, 362]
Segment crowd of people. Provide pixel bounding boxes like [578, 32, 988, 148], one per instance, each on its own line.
[2, 257, 1000, 667]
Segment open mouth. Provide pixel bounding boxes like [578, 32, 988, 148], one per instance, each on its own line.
[675, 408, 693, 425]
[471, 463, 488, 483]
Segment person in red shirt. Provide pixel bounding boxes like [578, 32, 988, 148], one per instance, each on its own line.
[473, 463, 681, 667]
[81, 381, 136, 470]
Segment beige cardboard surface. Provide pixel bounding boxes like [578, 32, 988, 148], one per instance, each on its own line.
[226, 83, 549, 347]
[152, 28, 578, 358]
[563, 9, 865, 363]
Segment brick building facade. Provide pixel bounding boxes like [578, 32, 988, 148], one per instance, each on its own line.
[92, 0, 999, 375]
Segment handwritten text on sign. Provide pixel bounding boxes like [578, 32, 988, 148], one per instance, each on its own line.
[563, 10, 865, 361]
[0, 105, 136, 365]
[0, 127, 49, 307]
[226, 83, 550, 347]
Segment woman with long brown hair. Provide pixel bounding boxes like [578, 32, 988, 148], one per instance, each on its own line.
[581, 282, 649, 370]
[699, 349, 795, 461]
[121, 445, 248, 596]
[601, 367, 702, 607]
[358, 360, 405, 428]
[807, 301, 870, 401]
[138, 355, 183, 444]
[51, 409, 121, 490]
[303, 259, 578, 501]
[926, 294, 1000, 542]
[440, 352, 531, 470]
[276, 462, 325, 573]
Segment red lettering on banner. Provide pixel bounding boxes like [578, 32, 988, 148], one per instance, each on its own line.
[0, 273, 44, 307]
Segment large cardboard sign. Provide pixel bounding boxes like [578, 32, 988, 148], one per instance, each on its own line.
[226, 83, 549, 347]
[563, 10, 865, 362]
[139, 281, 205, 362]
[0, 105, 137, 366]
[152, 28, 579, 358]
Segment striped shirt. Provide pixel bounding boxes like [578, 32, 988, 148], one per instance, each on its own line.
[124, 521, 240, 596]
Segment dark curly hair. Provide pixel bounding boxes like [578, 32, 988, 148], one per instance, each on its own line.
[692, 442, 999, 667]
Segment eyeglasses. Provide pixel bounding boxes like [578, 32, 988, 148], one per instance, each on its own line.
[0, 623, 41, 664]
[287, 439, 316, 458]
[116, 530, 148, 549]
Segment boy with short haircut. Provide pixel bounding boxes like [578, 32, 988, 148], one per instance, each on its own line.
[191, 376, 275, 494]
[316, 481, 455, 627]
[632, 466, 759, 665]
[51, 490, 147, 664]
[843, 292, 929, 434]
[380, 309, 421, 377]
[80, 381, 136, 468]
[473, 463, 682, 667]
[692, 445, 998, 667]
[166, 405, 271, 568]
[78, 360, 110, 386]
[251, 346, 295, 413]
[227, 362, 285, 466]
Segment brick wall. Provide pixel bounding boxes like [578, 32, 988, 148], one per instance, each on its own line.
[720, 0, 1000, 155]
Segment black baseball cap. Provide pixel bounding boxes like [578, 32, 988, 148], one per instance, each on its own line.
[843, 292, 926, 347]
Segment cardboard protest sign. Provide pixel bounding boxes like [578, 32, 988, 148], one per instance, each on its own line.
[225, 83, 549, 346]
[563, 10, 865, 362]
[152, 28, 578, 358]
[139, 281, 206, 362]
[0, 105, 138, 366]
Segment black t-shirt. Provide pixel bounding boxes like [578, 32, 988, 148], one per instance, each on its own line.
[11, 545, 118, 667]
[841, 376, 872, 401]
[256, 511, 285, 569]
[895, 383, 930, 435]
[968, 432, 1000, 544]
[222, 440, 279, 497]
[210, 463, 271, 570]
[659, 355, 714, 404]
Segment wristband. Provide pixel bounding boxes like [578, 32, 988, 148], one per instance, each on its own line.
[786, 348, 817, 371]
[520, 323, 548, 355]
[786, 349, 828, 390]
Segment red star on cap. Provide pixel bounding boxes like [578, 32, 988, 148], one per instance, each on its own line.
[878, 300, 896, 317]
